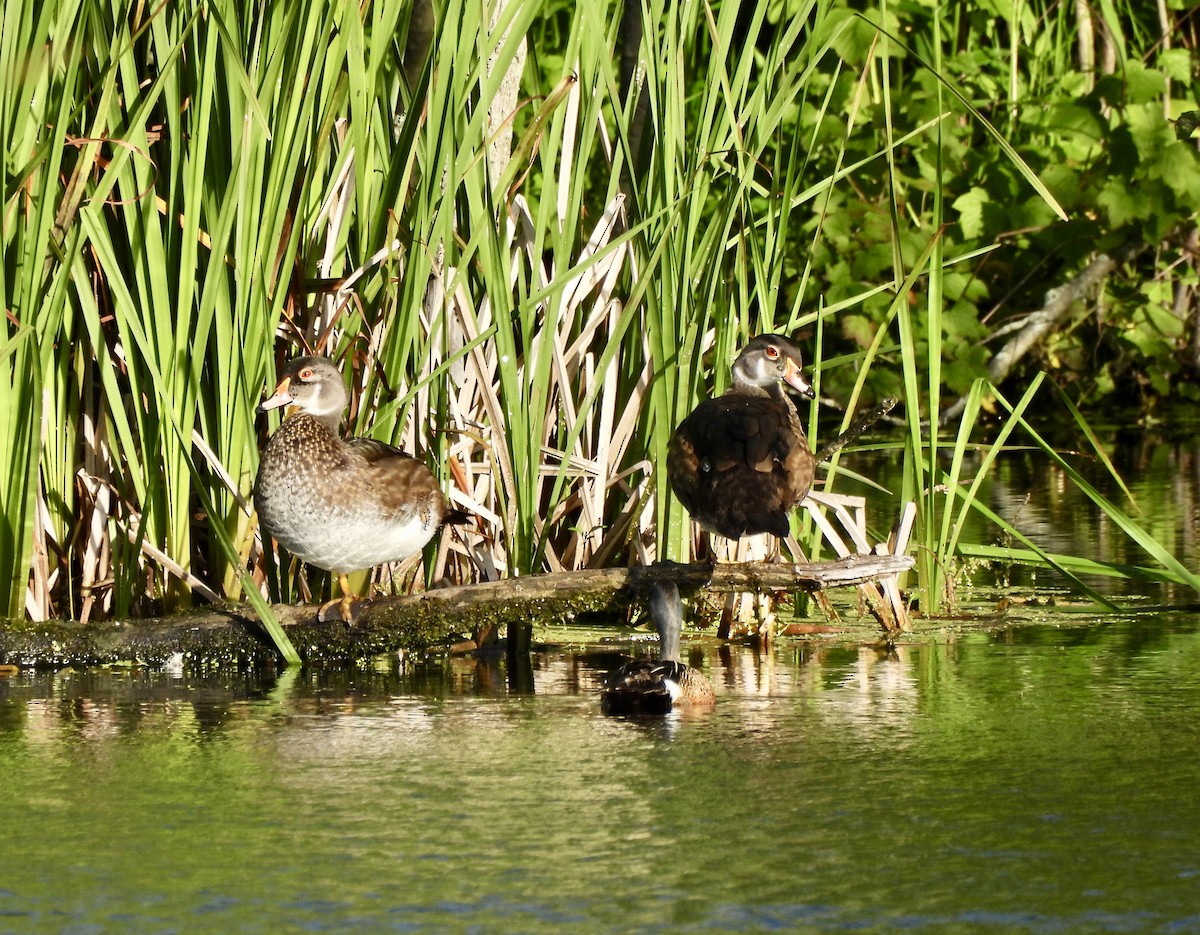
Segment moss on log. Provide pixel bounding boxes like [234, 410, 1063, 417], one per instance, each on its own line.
[0, 555, 913, 668]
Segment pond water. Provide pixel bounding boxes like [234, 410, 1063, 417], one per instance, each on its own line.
[5, 430, 1200, 932]
[3, 615, 1200, 933]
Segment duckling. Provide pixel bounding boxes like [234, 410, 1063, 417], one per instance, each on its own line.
[253, 356, 468, 623]
[667, 334, 815, 540]
[601, 581, 715, 713]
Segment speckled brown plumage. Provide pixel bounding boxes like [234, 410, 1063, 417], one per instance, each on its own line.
[667, 334, 815, 541]
[253, 356, 467, 621]
[601, 582, 715, 714]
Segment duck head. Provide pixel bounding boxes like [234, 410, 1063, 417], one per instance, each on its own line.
[257, 357, 349, 425]
[729, 334, 813, 399]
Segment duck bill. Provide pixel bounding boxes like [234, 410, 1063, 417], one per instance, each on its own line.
[256, 376, 294, 415]
[783, 358, 814, 399]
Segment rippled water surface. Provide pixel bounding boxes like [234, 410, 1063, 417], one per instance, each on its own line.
[3, 617, 1200, 933]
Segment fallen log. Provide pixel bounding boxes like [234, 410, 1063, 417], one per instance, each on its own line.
[374, 553, 913, 611]
[0, 554, 913, 668]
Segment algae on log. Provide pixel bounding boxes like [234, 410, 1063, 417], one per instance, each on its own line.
[0, 609, 277, 669]
[0, 555, 913, 668]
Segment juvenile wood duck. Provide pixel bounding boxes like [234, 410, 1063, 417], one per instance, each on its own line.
[601, 581, 715, 714]
[253, 356, 468, 623]
[667, 334, 815, 540]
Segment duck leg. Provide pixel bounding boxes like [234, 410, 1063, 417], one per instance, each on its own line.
[318, 572, 364, 624]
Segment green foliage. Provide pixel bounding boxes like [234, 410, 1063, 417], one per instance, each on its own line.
[789, 3, 1200, 411]
[1, 0, 1197, 638]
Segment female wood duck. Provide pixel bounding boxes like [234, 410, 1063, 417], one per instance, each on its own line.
[253, 356, 467, 623]
[601, 581, 715, 713]
[667, 334, 815, 541]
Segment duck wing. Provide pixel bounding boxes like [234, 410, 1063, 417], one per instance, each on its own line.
[667, 394, 813, 539]
[344, 436, 409, 463]
[344, 438, 471, 527]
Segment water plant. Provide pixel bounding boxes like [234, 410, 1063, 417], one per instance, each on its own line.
[2, 0, 1197, 659]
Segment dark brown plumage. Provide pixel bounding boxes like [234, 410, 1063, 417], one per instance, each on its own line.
[601, 581, 715, 714]
[253, 356, 467, 622]
[667, 334, 815, 540]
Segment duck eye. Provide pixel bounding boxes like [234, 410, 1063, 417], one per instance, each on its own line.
[299, 367, 315, 381]
[765, 345, 780, 360]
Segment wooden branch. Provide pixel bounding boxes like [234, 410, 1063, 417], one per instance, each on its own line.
[0, 556, 914, 668]
[814, 397, 899, 463]
[363, 553, 915, 617]
[357, 555, 917, 650]
[940, 240, 1146, 424]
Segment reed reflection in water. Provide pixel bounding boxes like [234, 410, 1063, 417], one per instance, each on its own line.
[2, 617, 1199, 932]
[835, 429, 1200, 602]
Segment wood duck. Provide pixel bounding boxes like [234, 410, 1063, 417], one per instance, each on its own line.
[253, 356, 468, 623]
[667, 334, 815, 541]
[601, 581, 715, 713]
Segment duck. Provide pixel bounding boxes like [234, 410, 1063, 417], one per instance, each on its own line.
[253, 356, 468, 623]
[666, 334, 815, 541]
[601, 581, 715, 713]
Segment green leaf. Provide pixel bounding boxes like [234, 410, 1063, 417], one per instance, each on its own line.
[840, 314, 877, 349]
[952, 186, 990, 239]
[1158, 142, 1200, 204]
[1122, 61, 1169, 104]
[1044, 102, 1106, 143]
[943, 344, 989, 393]
[1096, 179, 1145, 228]
[1157, 48, 1193, 82]
[1038, 164, 1083, 209]
[1127, 103, 1174, 160]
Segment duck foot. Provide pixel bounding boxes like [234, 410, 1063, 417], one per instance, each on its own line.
[318, 574, 366, 624]
[317, 595, 366, 624]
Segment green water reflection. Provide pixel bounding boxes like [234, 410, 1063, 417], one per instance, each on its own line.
[2, 618, 1200, 933]
[833, 431, 1200, 604]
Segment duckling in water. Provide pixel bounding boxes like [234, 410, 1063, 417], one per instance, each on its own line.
[601, 581, 715, 714]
